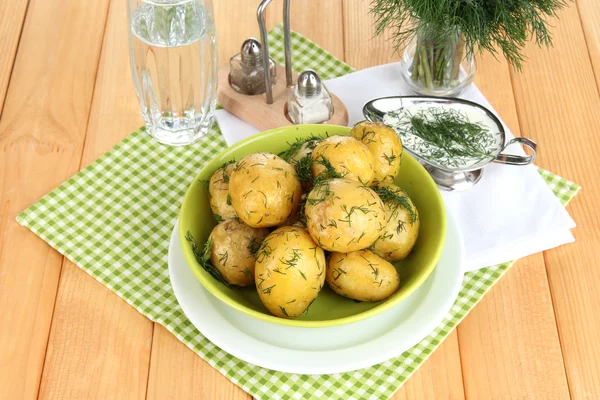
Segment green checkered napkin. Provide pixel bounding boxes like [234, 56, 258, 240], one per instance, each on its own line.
[17, 25, 580, 400]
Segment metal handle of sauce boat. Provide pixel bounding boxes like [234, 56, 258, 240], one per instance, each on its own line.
[493, 137, 537, 165]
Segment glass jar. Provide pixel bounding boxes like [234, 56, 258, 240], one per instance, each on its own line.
[401, 24, 475, 97]
[127, 0, 218, 146]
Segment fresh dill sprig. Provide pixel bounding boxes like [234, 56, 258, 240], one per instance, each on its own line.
[218, 160, 236, 183]
[278, 135, 323, 162]
[374, 185, 418, 225]
[293, 155, 314, 185]
[313, 155, 345, 182]
[370, 0, 568, 69]
[185, 231, 231, 288]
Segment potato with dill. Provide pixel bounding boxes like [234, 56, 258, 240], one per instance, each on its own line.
[255, 226, 326, 318]
[305, 178, 386, 252]
[208, 220, 269, 286]
[371, 183, 419, 261]
[229, 153, 302, 228]
[311, 136, 376, 185]
[208, 161, 238, 221]
[279, 136, 323, 164]
[326, 249, 400, 301]
[279, 136, 323, 189]
[350, 121, 403, 184]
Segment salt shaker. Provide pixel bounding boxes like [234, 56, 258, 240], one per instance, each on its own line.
[287, 70, 334, 124]
[229, 38, 277, 95]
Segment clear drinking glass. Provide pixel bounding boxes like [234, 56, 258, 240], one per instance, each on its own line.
[127, 0, 218, 146]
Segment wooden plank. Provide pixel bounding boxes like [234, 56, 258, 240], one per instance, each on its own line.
[391, 331, 465, 400]
[510, 5, 600, 398]
[0, 0, 110, 398]
[147, 325, 250, 400]
[37, 0, 152, 398]
[267, 0, 345, 62]
[458, 257, 570, 399]
[457, 52, 570, 399]
[0, 0, 29, 114]
[38, 266, 153, 399]
[576, 0, 600, 86]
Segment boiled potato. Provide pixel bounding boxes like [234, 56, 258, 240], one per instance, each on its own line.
[326, 249, 400, 301]
[209, 220, 269, 286]
[208, 162, 238, 221]
[351, 121, 403, 184]
[311, 136, 376, 186]
[229, 153, 302, 228]
[371, 183, 420, 261]
[305, 178, 386, 252]
[255, 226, 326, 318]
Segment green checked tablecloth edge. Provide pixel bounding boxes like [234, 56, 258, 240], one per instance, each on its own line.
[17, 25, 581, 400]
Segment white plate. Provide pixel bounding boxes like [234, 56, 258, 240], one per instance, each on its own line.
[168, 213, 464, 374]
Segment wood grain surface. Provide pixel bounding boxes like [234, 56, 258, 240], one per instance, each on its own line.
[0, 0, 598, 399]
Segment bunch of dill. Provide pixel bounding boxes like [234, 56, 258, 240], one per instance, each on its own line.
[371, 0, 568, 69]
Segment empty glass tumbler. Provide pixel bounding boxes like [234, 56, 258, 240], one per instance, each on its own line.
[127, 0, 218, 146]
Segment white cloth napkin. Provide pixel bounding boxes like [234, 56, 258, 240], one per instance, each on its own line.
[214, 62, 576, 272]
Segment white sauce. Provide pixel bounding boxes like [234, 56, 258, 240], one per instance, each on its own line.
[383, 102, 503, 171]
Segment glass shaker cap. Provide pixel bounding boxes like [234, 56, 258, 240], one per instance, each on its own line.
[241, 38, 263, 65]
[297, 70, 322, 97]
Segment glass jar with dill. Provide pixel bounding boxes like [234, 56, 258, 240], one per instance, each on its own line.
[371, 0, 569, 97]
[402, 23, 475, 96]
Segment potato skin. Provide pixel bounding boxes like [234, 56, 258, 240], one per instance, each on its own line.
[326, 250, 400, 301]
[209, 220, 269, 286]
[229, 153, 302, 228]
[371, 183, 420, 261]
[255, 226, 326, 318]
[311, 136, 376, 186]
[305, 178, 386, 252]
[208, 162, 238, 221]
[350, 121, 403, 185]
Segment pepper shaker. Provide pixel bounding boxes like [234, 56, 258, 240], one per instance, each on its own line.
[229, 38, 277, 95]
[287, 70, 334, 124]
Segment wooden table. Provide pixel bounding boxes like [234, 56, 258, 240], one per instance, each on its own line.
[1, 1, 599, 398]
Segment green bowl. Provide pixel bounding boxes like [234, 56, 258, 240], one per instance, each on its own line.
[178, 124, 446, 328]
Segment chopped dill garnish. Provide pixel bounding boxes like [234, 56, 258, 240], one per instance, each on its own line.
[388, 107, 496, 168]
[383, 152, 397, 166]
[338, 205, 372, 228]
[213, 213, 224, 222]
[185, 232, 230, 288]
[313, 155, 345, 182]
[218, 160, 236, 183]
[242, 268, 252, 280]
[199, 179, 210, 192]
[279, 306, 289, 317]
[247, 236, 262, 255]
[293, 155, 314, 185]
[278, 135, 323, 162]
[218, 251, 229, 265]
[333, 267, 347, 280]
[374, 185, 418, 225]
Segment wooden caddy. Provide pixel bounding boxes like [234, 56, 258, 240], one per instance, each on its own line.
[217, 0, 348, 131]
[217, 65, 348, 131]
